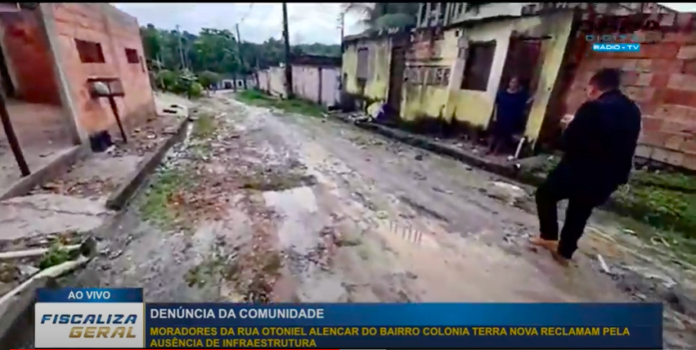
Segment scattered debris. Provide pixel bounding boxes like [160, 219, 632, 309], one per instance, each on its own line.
[432, 186, 453, 195]
[651, 236, 671, 248]
[597, 254, 611, 275]
[485, 181, 527, 205]
[0, 244, 81, 261]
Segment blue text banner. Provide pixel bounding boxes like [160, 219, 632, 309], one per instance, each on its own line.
[144, 303, 662, 349]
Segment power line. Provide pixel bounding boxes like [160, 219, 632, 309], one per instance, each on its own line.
[240, 3, 253, 24]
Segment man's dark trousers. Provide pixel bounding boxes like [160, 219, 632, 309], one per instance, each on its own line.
[535, 163, 618, 259]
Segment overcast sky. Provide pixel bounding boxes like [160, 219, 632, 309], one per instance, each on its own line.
[113, 3, 696, 45]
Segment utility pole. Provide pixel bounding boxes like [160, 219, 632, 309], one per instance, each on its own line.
[338, 11, 345, 44]
[282, 2, 293, 98]
[176, 24, 185, 70]
[236, 23, 247, 90]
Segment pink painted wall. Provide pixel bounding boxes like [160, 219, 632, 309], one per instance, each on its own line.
[257, 65, 340, 107]
[292, 65, 320, 103]
[320, 67, 340, 107]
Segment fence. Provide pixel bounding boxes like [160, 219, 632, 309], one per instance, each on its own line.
[256, 64, 340, 108]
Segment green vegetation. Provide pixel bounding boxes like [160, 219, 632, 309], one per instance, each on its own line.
[140, 19, 341, 99]
[39, 242, 72, 269]
[236, 90, 326, 118]
[192, 113, 216, 140]
[613, 181, 696, 239]
[154, 68, 204, 98]
[140, 25, 339, 87]
[343, 3, 419, 31]
[138, 166, 193, 230]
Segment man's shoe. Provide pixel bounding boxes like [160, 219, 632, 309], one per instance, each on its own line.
[530, 236, 558, 251]
[551, 250, 571, 267]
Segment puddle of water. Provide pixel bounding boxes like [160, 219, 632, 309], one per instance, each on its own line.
[262, 186, 320, 254]
[182, 122, 195, 148]
[382, 220, 439, 249]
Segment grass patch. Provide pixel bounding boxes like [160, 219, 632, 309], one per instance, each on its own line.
[185, 255, 225, 288]
[240, 172, 316, 192]
[138, 166, 192, 229]
[612, 185, 696, 239]
[631, 169, 696, 193]
[39, 242, 72, 269]
[192, 113, 216, 140]
[236, 89, 326, 118]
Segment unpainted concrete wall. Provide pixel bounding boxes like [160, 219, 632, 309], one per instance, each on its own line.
[565, 22, 696, 170]
[50, 3, 155, 135]
[0, 9, 61, 105]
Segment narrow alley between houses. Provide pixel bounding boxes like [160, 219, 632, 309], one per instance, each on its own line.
[63, 93, 696, 349]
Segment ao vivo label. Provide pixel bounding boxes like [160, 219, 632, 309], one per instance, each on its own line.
[592, 43, 641, 52]
[67, 289, 112, 299]
[35, 288, 144, 349]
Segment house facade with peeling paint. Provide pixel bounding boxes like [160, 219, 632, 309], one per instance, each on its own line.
[341, 28, 410, 114]
[406, 3, 574, 146]
[342, 2, 696, 170]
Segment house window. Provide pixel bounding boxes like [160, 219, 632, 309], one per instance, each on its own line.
[75, 39, 105, 63]
[357, 48, 369, 79]
[434, 68, 443, 85]
[125, 48, 139, 64]
[442, 68, 450, 86]
[419, 4, 427, 26]
[438, 3, 447, 22]
[461, 41, 496, 91]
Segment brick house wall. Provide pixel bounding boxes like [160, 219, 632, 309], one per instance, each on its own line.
[563, 26, 696, 170]
[50, 3, 155, 135]
[0, 10, 61, 105]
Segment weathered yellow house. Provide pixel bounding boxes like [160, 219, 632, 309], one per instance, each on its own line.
[342, 2, 680, 160]
[342, 3, 576, 146]
[408, 3, 575, 145]
[341, 28, 410, 115]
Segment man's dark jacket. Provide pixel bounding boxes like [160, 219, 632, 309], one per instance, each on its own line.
[557, 90, 642, 191]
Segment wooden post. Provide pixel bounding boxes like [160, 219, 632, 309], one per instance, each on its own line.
[236, 23, 247, 90]
[0, 92, 29, 176]
[107, 96, 127, 143]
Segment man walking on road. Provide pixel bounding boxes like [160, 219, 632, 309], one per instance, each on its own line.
[531, 68, 642, 266]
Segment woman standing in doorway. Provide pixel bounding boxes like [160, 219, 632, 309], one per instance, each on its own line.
[489, 76, 533, 155]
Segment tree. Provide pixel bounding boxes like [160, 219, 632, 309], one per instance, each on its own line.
[198, 71, 221, 88]
[139, 23, 341, 76]
[342, 3, 419, 30]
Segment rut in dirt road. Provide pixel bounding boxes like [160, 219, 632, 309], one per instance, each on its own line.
[68, 94, 695, 349]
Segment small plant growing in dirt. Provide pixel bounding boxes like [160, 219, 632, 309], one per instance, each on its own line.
[138, 166, 192, 230]
[39, 242, 72, 269]
[236, 90, 326, 118]
[192, 113, 217, 140]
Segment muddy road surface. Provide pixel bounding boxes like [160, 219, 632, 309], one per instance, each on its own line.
[68, 93, 695, 348]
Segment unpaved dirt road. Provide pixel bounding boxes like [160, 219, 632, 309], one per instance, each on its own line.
[68, 93, 695, 348]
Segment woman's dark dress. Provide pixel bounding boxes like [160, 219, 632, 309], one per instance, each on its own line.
[493, 89, 529, 137]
